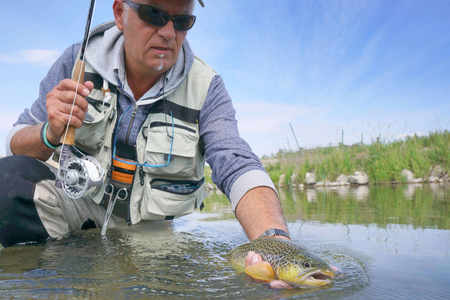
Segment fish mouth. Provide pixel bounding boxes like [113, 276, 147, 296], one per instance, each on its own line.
[295, 269, 335, 288]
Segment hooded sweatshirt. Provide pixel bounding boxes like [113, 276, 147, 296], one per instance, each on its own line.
[6, 21, 276, 211]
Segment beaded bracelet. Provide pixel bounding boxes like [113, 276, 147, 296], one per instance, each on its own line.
[40, 122, 62, 150]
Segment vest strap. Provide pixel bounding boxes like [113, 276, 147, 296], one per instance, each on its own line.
[151, 100, 201, 124]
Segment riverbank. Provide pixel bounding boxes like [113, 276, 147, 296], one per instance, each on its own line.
[260, 130, 449, 188]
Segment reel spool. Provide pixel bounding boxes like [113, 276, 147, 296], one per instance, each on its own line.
[58, 156, 104, 199]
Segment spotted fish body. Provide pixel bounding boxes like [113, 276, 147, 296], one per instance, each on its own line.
[228, 238, 335, 288]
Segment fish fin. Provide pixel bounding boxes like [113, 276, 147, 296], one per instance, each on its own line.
[245, 262, 276, 281]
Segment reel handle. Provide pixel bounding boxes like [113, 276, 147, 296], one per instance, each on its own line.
[60, 60, 86, 145]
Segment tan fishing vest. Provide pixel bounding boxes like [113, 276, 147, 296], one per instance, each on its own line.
[68, 55, 216, 224]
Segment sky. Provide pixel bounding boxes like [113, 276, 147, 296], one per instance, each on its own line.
[0, 0, 449, 157]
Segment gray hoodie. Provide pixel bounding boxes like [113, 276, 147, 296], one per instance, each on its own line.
[7, 21, 275, 210]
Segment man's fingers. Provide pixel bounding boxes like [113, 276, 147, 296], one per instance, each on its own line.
[268, 280, 294, 289]
[84, 80, 94, 92]
[56, 79, 91, 97]
[245, 251, 295, 289]
[246, 251, 263, 267]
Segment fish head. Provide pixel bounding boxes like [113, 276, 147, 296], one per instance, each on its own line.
[277, 253, 335, 288]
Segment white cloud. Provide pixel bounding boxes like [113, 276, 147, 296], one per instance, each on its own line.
[0, 49, 59, 66]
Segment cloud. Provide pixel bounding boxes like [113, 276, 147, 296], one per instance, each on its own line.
[0, 49, 59, 66]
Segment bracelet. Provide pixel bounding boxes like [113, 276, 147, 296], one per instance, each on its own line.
[40, 122, 62, 150]
[258, 228, 290, 239]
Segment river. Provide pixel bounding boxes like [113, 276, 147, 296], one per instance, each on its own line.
[0, 182, 448, 299]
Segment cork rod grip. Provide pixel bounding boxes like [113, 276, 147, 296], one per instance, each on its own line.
[60, 60, 85, 145]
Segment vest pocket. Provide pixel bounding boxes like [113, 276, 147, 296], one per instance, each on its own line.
[143, 122, 198, 177]
[75, 95, 115, 151]
[140, 178, 204, 219]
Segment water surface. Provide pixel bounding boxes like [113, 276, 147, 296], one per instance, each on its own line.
[0, 182, 449, 299]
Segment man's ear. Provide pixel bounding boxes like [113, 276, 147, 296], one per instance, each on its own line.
[113, 0, 125, 31]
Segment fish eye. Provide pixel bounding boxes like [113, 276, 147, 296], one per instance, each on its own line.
[304, 262, 311, 268]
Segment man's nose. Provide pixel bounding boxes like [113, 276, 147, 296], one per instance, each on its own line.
[157, 20, 176, 40]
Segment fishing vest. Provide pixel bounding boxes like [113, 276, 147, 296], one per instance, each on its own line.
[67, 54, 216, 224]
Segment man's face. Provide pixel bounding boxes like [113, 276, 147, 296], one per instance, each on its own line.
[114, 0, 194, 77]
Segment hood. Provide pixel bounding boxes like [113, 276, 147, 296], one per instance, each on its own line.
[84, 21, 195, 98]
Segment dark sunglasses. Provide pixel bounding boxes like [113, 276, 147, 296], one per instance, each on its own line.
[123, 0, 196, 31]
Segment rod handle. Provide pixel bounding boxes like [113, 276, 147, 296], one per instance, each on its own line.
[60, 60, 85, 145]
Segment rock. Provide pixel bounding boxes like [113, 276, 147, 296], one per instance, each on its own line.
[428, 176, 439, 183]
[291, 173, 300, 187]
[412, 178, 423, 183]
[348, 171, 369, 185]
[205, 183, 215, 190]
[305, 172, 316, 185]
[430, 165, 444, 178]
[336, 174, 350, 185]
[315, 181, 325, 187]
[278, 174, 286, 188]
[401, 169, 414, 182]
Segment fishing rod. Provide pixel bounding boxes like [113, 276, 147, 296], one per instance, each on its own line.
[56, 0, 104, 199]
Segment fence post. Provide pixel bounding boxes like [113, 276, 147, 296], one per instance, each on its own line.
[289, 123, 301, 151]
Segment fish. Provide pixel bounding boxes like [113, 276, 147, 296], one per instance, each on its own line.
[228, 238, 335, 288]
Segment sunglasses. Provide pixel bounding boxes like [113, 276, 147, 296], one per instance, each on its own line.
[123, 0, 196, 31]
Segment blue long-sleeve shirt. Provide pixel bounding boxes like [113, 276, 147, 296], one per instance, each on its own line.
[6, 22, 276, 210]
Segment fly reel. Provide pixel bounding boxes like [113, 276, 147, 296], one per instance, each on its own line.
[57, 156, 104, 199]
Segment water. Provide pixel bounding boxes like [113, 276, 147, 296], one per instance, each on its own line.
[0, 182, 449, 299]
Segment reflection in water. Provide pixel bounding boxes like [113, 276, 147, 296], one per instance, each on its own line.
[282, 182, 450, 229]
[0, 184, 448, 299]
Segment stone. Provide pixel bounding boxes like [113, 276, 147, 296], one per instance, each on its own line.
[348, 171, 369, 185]
[336, 174, 349, 185]
[278, 174, 286, 188]
[401, 169, 414, 182]
[305, 172, 316, 185]
[291, 173, 300, 186]
[428, 176, 439, 183]
[205, 183, 215, 190]
[430, 165, 444, 178]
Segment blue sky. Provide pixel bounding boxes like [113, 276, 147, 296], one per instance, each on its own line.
[1, 0, 449, 157]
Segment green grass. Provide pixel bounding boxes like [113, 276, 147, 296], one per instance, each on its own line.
[263, 130, 449, 185]
[203, 130, 449, 186]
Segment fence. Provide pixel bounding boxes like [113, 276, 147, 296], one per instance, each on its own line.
[267, 124, 365, 152]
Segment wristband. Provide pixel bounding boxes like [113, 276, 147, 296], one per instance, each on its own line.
[40, 122, 62, 150]
[258, 228, 290, 239]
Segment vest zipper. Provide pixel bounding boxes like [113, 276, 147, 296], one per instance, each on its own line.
[139, 166, 145, 186]
[125, 105, 139, 145]
[150, 121, 196, 133]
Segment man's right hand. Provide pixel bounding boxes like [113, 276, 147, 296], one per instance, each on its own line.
[45, 79, 94, 145]
[10, 79, 93, 160]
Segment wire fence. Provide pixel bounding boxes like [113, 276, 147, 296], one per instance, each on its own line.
[267, 124, 365, 152]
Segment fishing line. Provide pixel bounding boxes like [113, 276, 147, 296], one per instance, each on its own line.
[61, 0, 97, 150]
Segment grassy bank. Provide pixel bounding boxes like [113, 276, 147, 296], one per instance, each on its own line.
[261, 130, 449, 185]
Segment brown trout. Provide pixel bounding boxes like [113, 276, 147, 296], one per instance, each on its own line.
[228, 238, 335, 288]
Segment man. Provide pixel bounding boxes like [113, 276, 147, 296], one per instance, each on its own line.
[1, 0, 291, 288]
